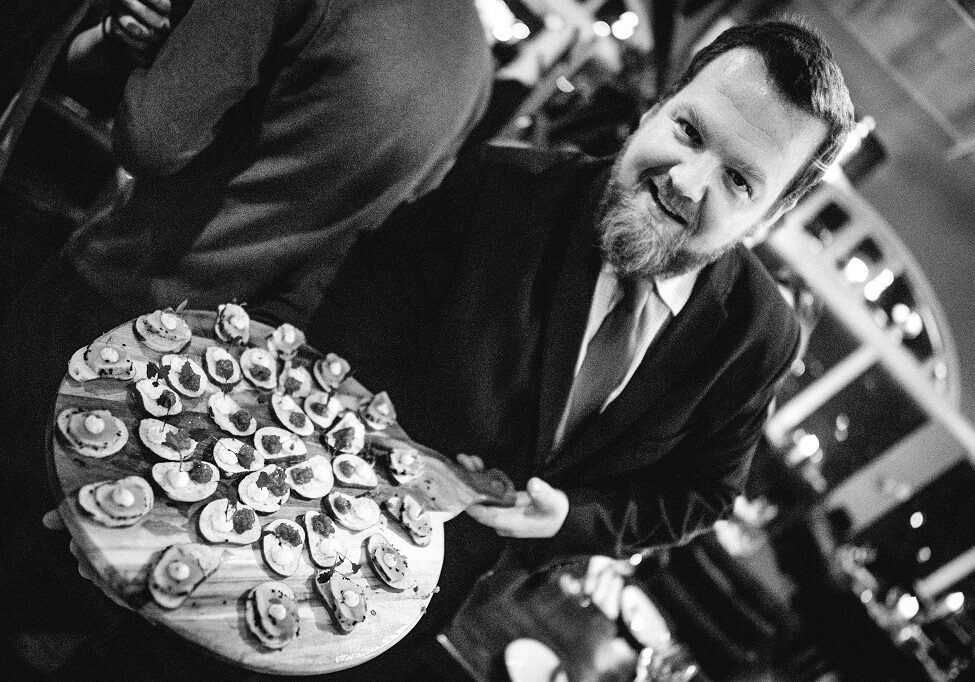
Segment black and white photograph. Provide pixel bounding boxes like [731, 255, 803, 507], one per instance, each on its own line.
[1, 1, 973, 680]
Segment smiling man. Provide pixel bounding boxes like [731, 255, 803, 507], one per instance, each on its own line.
[303, 19, 853, 655]
[605, 40, 834, 281]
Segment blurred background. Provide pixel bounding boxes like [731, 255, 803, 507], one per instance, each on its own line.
[3, 1, 975, 679]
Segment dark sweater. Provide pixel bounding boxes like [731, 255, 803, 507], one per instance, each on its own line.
[67, 0, 491, 324]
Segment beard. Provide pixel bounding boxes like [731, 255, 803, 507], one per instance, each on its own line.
[598, 160, 730, 280]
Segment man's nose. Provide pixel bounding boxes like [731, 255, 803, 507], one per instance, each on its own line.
[668, 152, 714, 204]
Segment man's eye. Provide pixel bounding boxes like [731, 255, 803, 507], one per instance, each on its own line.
[727, 169, 752, 196]
[677, 119, 701, 145]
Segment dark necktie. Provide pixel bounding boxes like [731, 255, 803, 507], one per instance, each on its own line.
[557, 277, 653, 450]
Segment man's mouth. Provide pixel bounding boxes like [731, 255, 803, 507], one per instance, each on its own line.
[641, 172, 687, 225]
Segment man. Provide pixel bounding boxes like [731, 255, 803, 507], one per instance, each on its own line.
[303, 20, 854, 626]
[0, 0, 490, 674]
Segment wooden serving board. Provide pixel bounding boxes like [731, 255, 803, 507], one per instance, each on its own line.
[48, 310, 514, 675]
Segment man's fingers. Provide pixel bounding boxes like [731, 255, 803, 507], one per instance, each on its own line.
[456, 453, 485, 472]
[590, 566, 614, 603]
[465, 502, 526, 536]
[464, 502, 503, 526]
[68, 539, 98, 583]
[583, 555, 633, 620]
[45, 512, 103, 586]
[135, 0, 171, 14]
[42, 509, 67, 531]
[526, 477, 562, 511]
[588, 561, 614, 603]
[465, 489, 562, 538]
[116, 15, 162, 44]
[583, 555, 613, 595]
[592, 572, 624, 620]
[68, 541, 132, 610]
[466, 483, 566, 539]
[116, 0, 170, 32]
[107, 18, 156, 54]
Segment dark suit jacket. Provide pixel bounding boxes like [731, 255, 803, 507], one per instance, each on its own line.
[306, 143, 800, 561]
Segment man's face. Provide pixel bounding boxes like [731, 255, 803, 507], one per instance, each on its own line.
[601, 47, 828, 279]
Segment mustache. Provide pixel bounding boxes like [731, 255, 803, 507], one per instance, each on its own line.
[598, 177, 694, 279]
[598, 168, 725, 279]
[638, 169, 692, 228]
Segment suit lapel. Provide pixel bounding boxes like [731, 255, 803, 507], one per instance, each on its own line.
[531, 168, 607, 469]
[544, 249, 742, 477]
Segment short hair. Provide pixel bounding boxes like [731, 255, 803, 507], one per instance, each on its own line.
[663, 20, 855, 212]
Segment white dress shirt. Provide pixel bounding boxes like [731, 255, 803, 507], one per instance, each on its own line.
[552, 263, 701, 450]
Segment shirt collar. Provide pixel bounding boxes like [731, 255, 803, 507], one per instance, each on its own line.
[653, 268, 700, 315]
[600, 262, 701, 316]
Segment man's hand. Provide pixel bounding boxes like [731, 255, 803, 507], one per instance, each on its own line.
[106, 0, 172, 57]
[456, 454, 569, 538]
[583, 555, 635, 621]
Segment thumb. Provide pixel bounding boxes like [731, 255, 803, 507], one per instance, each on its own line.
[69, 540, 97, 583]
[42, 509, 67, 531]
[526, 477, 560, 510]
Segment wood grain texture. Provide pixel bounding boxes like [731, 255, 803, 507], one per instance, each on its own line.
[48, 310, 495, 675]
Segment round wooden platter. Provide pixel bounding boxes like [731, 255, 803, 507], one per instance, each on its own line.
[48, 310, 456, 676]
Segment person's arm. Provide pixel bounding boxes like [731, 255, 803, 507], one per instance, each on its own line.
[112, 0, 286, 177]
[55, 0, 171, 116]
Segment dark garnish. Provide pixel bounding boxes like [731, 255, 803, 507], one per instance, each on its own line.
[189, 428, 211, 442]
[311, 513, 334, 537]
[283, 376, 302, 394]
[261, 434, 282, 455]
[165, 428, 193, 452]
[224, 484, 240, 508]
[189, 460, 213, 484]
[256, 467, 290, 497]
[155, 388, 177, 410]
[237, 443, 256, 468]
[288, 412, 307, 429]
[250, 365, 271, 382]
[333, 427, 354, 451]
[333, 496, 352, 514]
[230, 409, 252, 432]
[310, 401, 330, 416]
[232, 507, 256, 534]
[273, 523, 302, 547]
[215, 358, 235, 381]
[359, 446, 380, 465]
[337, 460, 357, 478]
[290, 466, 313, 485]
[178, 361, 201, 391]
